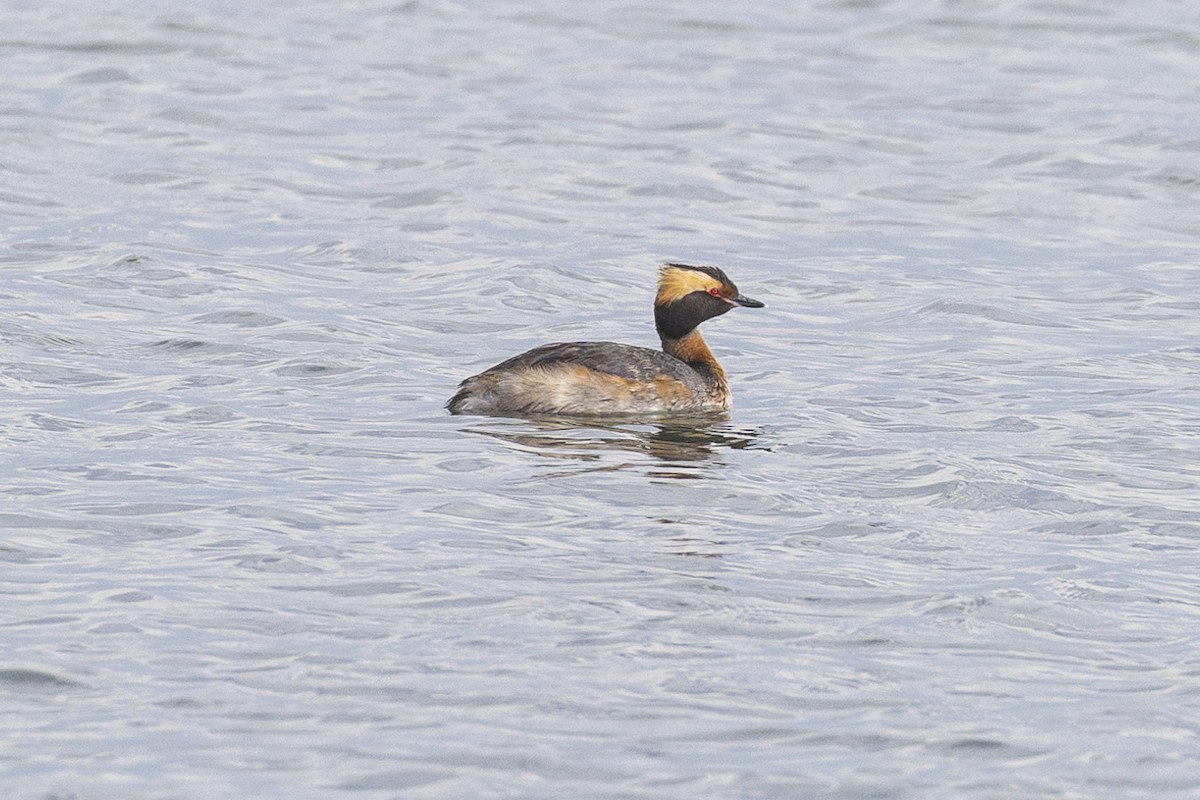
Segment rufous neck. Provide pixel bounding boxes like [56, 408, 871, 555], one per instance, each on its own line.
[661, 329, 726, 380]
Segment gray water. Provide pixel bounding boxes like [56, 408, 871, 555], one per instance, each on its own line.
[3, 1, 1199, 798]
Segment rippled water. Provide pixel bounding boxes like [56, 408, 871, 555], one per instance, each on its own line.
[3, 1, 1199, 798]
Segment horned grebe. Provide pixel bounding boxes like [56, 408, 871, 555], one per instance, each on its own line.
[446, 263, 764, 416]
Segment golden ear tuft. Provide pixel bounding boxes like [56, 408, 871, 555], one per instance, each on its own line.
[657, 263, 724, 304]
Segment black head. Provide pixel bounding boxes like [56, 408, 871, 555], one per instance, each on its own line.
[653, 263, 764, 340]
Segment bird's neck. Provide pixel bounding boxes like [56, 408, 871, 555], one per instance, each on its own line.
[661, 329, 727, 387]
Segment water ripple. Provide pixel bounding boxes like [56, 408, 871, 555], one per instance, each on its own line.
[1, 1, 1198, 798]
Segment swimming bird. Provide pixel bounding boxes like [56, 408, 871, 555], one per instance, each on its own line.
[446, 263, 764, 416]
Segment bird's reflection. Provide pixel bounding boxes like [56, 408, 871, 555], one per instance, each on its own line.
[459, 414, 763, 477]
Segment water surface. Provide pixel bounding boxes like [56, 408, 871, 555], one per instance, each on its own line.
[2, 1, 1199, 798]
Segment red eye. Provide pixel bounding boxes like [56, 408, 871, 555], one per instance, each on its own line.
[709, 287, 721, 296]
